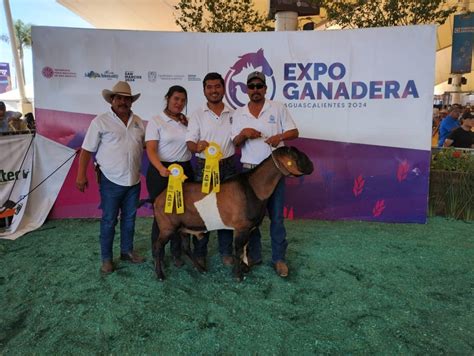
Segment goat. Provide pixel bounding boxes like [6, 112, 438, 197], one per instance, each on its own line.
[153, 146, 314, 281]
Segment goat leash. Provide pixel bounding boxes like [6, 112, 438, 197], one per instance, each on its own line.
[269, 144, 293, 177]
[1, 148, 80, 211]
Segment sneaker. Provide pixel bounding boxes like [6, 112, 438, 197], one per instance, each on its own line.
[120, 251, 145, 264]
[274, 261, 289, 278]
[100, 260, 114, 274]
[221, 255, 234, 266]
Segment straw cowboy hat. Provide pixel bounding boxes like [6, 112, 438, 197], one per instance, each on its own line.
[102, 81, 141, 104]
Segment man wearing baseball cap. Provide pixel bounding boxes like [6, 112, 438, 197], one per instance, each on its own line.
[231, 71, 299, 277]
[76, 81, 146, 274]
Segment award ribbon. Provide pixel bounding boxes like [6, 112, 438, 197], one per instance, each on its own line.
[164, 164, 187, 214]
[201, 142, 222, 194]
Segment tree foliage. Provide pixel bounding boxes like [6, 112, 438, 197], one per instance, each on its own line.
[320, 0, 457, 28]
[174, 0, 273, 32]
[1, 20, 32, 84]
[14, 20, 32, 51]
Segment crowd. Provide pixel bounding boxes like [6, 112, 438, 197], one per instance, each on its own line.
[433, 104, 474, 148]
[0, 101, 35, 134]
[76, 73, 299, 278]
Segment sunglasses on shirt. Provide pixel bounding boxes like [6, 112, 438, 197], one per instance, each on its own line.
[247, 83, 265, 90]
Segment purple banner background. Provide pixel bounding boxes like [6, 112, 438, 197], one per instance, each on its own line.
[0, 62, 11, 94]
[36, 109, 430, 224]
[287, 138, 430, 223]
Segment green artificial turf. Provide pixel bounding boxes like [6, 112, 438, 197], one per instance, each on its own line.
[0, 217, 472, 354]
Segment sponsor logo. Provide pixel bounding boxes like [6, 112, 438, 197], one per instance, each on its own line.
[224, 48, 276, 109]
[125, 71, 142, 82]
[157, 74, 185, 81]
[84, 70, 101, 79]
[42, 66, 54, 79]
[148, 71, 157, 82]
[42, 67, 76, 79]
[0, 169, 30, 184]
[84, 70, 119, 80]
[188, 74, 201, 82]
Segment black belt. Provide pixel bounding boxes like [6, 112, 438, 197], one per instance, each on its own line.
[196, 155, 234, 164]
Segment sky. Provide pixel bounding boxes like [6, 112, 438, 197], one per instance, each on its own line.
[0, 0, 93, 88]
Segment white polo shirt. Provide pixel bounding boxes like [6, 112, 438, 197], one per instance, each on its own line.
[231, 99, 297, 165]
[82, 109, 145, 186]
[186, 104, 235, 159]
[145, 113, 192, 162]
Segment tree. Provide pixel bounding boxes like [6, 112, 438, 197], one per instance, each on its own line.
[174, 0, 273, 32]
[1, 20, 32, 85]
[320, 0, 457, 28]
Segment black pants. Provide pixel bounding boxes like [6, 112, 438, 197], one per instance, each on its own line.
[146, 160, 194, 258]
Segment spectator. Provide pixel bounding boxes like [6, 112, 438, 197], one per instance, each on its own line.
[444, 113, 474, 148]
[0, 101, 22, 133]
[438, 106, 461, 147]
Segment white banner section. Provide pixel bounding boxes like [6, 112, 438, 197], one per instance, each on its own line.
[0, 134, 75, 240]
[33, 25, 436, 151]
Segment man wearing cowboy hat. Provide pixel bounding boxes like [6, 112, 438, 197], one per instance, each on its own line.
[76, 81, 146, 274]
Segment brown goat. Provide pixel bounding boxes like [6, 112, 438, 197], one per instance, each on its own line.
[153, 146, 314, 281]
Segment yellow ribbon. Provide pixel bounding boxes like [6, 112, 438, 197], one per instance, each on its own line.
[201, 142, 222, 194]
[164, 164, 187, 214]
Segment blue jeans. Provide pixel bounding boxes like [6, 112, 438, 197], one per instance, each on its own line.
[247, 175, 288, 264]
[99, 173, 140, 261]
[193, 156, 236, 257]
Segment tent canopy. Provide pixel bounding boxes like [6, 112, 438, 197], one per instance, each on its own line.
[56, 0, 474, 94]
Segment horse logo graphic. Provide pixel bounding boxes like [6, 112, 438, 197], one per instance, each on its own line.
[224, 48, 276, 109]
[148, 71, 157, 82]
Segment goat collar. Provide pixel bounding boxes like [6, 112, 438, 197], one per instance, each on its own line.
[271, 150, 295, 177]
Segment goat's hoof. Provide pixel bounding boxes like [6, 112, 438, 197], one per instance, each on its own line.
[240, 263, 250, 274]
[154, 264, 165, 281]
[194, 257, 207, 273]
[233, 268, 244, 281]
[195, 264, 206, 273]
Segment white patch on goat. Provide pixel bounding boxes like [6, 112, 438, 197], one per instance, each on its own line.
[194, 192, 234, 231]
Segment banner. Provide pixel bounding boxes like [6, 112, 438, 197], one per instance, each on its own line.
[32, 26, 436, 223]
[0, 134, 33, 235]
[451, 13, 474, 74]
[0, 134, 75, 240]
[0, 62, 11, 94]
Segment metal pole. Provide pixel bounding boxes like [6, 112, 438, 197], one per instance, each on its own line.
[3, 0, 32, 113]
[275, 11, 298, 31]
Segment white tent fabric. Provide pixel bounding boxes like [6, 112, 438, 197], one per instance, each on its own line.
[0, 134, 75, 240]
[0, 84, 34, 111]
